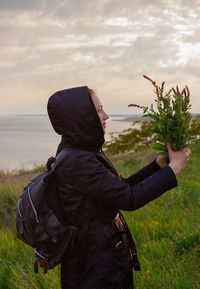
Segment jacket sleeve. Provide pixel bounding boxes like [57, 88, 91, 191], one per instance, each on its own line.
[73, 153, 177, 211]
[122, 158, 162, 185]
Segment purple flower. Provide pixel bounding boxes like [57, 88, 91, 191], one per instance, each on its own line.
[176, 85, 180, 96]
[143, 75, 156, 85]
[181, 88, 186, 96]
[128, 104, 145, 109]
[186, 86, 190, 99]
[161, 81, 165, 92]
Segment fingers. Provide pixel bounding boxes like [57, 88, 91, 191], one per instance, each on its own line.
[166, 142, 173, 151]
[184, 148, 191, 162]
[185, 150, 191, 157]
[183, 147, 191, 157]
[166, 143, 191, 165]
[187, 148, 191, 156]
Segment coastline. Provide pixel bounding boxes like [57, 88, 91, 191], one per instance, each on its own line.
[0, 113, 199, 172]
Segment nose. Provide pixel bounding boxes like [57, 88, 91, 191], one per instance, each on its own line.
[103, 111, 109, 120]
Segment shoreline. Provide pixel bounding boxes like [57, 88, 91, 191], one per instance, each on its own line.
[1, 114, 199, 172]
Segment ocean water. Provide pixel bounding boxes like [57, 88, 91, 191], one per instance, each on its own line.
[0, 115, 136, 171]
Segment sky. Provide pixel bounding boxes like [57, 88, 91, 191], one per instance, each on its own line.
[0, 0, 200, 114]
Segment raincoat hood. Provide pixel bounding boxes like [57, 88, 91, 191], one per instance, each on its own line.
[47, 86, 105, 151]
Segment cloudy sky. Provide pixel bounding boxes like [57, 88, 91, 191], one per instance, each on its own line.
[0, 0, 200, 114]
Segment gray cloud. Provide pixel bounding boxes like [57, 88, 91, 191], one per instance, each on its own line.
[0, 0, 200, 114]
[0, 0, 42, 10]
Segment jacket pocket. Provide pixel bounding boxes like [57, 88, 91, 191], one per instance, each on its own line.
[101, 222, 130, 284]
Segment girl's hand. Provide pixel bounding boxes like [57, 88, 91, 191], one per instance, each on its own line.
[156, 155, 168, 167]
[167, 142, 191, 175]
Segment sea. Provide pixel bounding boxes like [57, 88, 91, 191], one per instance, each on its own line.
[0, 114, 141, 172]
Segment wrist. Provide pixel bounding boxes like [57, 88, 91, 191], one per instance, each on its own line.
[168, 162, 182, 175]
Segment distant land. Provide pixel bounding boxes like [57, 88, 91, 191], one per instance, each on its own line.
[109, 113, 200, 122]
[0, 113, 199, 122]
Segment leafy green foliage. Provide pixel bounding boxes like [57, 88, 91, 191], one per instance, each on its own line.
[104, 116, 200, 155]
[129, 75, 192, 156]
[103, 121, 155, 154]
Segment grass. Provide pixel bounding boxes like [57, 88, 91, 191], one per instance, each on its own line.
[0, 141, 200, 288]
[117, 141, 200, 289]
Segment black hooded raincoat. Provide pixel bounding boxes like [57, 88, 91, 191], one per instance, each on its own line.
[47, 86, 177, 289]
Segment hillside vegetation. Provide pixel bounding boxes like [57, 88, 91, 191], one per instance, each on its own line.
[0, 140, 200, 288]
[104, 115, 200, 154]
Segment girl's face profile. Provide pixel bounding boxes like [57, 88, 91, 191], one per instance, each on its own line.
[91, 93, 109, 134]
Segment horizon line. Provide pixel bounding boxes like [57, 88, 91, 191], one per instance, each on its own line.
[0, 112, 199, 116]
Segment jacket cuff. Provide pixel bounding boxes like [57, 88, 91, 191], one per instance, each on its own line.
[151, 158, 162, 171]
[165, 165, 178, 189]
[155, 165, 178, 191]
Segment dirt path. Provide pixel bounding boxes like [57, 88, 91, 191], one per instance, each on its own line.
[0, 173, 37, 185]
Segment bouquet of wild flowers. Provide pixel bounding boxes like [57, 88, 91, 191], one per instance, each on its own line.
[129, 75, 192, 156]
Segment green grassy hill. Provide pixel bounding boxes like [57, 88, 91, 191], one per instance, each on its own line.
[0, 142, 199, 289]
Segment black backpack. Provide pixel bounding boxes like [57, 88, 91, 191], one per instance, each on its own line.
[15, 148, 79, 274]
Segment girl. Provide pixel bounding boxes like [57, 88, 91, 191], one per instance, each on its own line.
[47, 86, 190, 289]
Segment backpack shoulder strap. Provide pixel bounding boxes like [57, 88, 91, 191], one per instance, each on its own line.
[49, 148, 70, 175]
